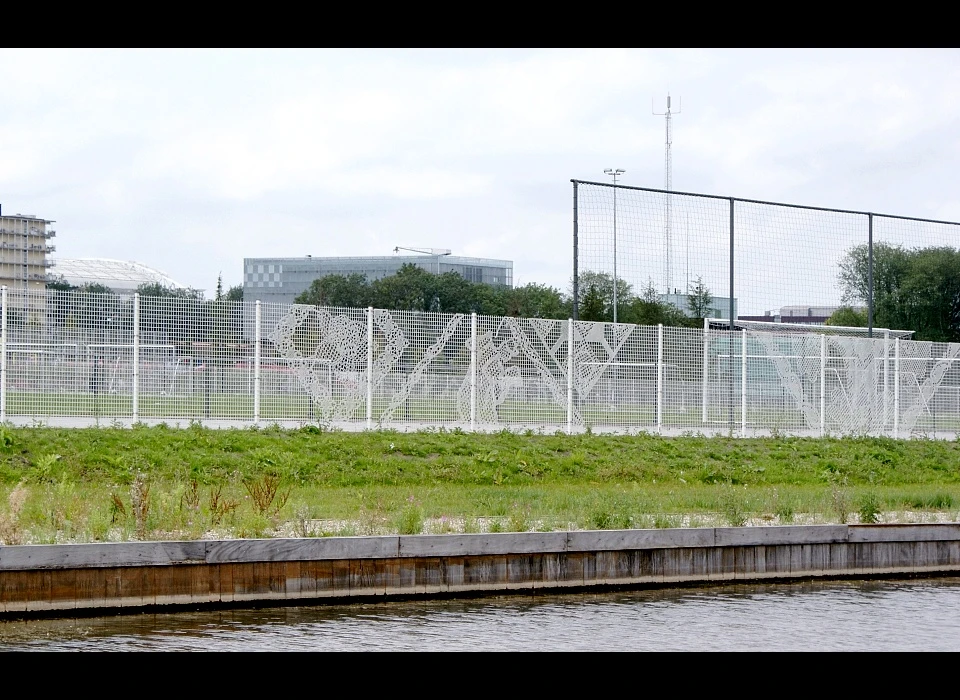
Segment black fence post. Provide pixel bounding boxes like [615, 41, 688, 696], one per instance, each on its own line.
[868, 213, 874, 338]
[729, 198, 735, 434]
[572, 180, 579, 321]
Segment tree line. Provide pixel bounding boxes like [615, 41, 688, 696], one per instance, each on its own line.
[829, 243, 960, 342]
[293, 263, 716, 327]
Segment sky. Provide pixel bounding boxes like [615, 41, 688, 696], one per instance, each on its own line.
[1, 48, 959, 313]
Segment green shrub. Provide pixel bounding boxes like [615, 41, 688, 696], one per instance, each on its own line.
[857, 493, 882, 524]
[396, 503, 424, 535]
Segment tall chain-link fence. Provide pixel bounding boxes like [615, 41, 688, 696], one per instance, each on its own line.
[1, 286, 959, 438]
[572, 180, 960, 334]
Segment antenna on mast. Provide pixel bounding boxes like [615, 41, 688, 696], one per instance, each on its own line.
[653, 93, 681, 294]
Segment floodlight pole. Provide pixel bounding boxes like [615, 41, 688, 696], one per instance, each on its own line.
[393, 246, 451, 276]
[604, 169, 624, 323]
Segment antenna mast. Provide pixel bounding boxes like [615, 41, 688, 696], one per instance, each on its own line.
[653, 93, 680, 294]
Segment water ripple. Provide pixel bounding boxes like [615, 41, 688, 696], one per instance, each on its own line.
[3, 577, 960, 651]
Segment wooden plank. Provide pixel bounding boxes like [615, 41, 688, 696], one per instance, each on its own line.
[464, 555, 507, 592]
[567, 528, 714, 552]
[284, 561, 303, 599]
[48, 568, 79, 612]
[442, 557, 465, 593]
[849, 524, 960, 543]
[733, 546, 756, 579]
[116, 566, 146, 608]
[538, 553, 561, 590]
[75, 567, 107, 609]
[298, 559, 334, 599]
[379, 558, 400, 596]
[581, 552, 597, 584]
[719, 547, 737, 581]
[505, 555, 532, 591]
[331, 559, 351, 597]
[155, 564, 198, 606]
[558, 552, 585, 587]
[14, 570, 52, 612]
[399, 533, 566, 558]
[593, 551, 615, 582]
[0, 541, 205, 570]
[827, 543, 850, 576]
[715, 525, 848, 547]
[189, 564, 218, 604]
[397, 557, 417, 593]
[688, 548, 709, 582]
[662, 548, 693, 582]
[218, 563, 235, 603]
[206, 537, 399, 564]
[753, 545, 768, 577]
[639, 549, 664, 583]
[351, 558, 386, 597]
[226, 562, 257, 602]
[415, 557, 442, 595]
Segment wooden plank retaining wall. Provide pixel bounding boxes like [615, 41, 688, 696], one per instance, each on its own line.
[2, 524, 960, 617]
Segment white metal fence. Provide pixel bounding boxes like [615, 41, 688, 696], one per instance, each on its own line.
[2, 287, 959, 438]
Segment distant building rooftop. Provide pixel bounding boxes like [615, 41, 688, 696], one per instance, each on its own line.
[52, 258, 186, 293]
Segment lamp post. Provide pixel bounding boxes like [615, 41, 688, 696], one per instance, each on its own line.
[393, 246, 451, 276]
[604, 169, 625, 323]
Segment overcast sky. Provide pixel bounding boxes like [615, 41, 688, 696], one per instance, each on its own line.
[2, 48, 958, 312]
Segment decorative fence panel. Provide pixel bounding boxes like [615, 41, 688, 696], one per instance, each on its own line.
[1, 287, 958, 438]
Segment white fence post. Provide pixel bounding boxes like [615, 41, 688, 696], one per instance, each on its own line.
[741, 329, 747, 436]
[820, 334, 826, 437]
[133, 292, 140, 422]
[701, 318, 709, 424]
[883, 330, 890, 427]
[567, 319, 574, 434]
[0, 286, 6, 424]
[367, 306, 374, 430]
[254, 300, 262, 425]
[894, 337, 900, 438]
[657, 323, 664, 434]
[470, 312, 477, 431]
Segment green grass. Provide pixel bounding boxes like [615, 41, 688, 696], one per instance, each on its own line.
[5, 390, 814, 427]
[1, 424, 959, 544]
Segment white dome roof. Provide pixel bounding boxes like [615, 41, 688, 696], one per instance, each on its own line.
[51, 258, 186, 292]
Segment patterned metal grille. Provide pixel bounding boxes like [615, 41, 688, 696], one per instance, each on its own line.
[1, 287, 957, 438]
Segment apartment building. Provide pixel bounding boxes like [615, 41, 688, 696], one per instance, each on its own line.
[0, 206, 56, 318]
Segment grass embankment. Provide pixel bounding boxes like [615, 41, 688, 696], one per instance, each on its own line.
[1, 424, 959, 544]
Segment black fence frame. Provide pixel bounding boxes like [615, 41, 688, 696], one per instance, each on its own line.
[571, 179, 960, 336]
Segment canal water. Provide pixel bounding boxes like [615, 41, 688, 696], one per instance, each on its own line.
[3, 576, 960, 651]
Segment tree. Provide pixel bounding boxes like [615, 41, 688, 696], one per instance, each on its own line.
[620, 279, 688, 327]
[825, 306, 867, 327]
[838, 243, 960, 341]
[48, 282, 119, 331]
[370, 264, 432, 311]
[571, 271, 632, 322]
[225, 285, 243, 302]
[136, 282, 203, 301]
[578, 284, 607, 322]
[296, 273, 371, 308]
[46, 275, 76, 292]
[502, 283, 568, 319]
[686, 276, 714, 320]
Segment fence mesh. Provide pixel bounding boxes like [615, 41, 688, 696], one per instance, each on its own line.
[2, 287, 960, 438]
[573, 181, 960, 330]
